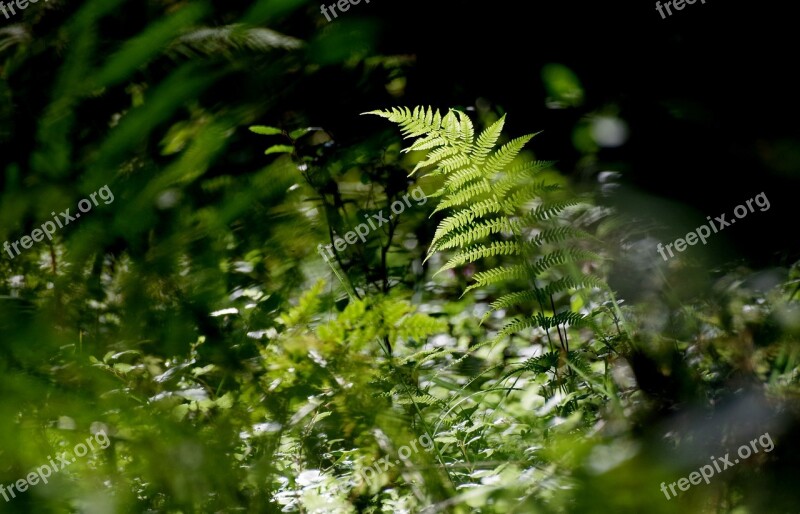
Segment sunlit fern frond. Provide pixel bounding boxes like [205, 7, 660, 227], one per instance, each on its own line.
[369, 106, 609, 345]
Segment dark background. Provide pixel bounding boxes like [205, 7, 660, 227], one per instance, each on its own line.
[353, 0, 800, 266]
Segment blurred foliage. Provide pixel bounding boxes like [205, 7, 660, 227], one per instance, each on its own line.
[1, 1, 800, 513]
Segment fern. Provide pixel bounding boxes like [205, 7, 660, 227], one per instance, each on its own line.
[367, 106, 608, 368]
[438, 241, 524, 273]
[494, 311, 587, 341]
[168, 25, 302, 58]
[479, 275, 602, 323]
[463, 264, 533, 295]
[524, 199, 584, 222]
[430, 217, 518, 256]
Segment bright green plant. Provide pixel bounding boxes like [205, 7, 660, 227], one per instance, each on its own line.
[367, 107, 618, 399]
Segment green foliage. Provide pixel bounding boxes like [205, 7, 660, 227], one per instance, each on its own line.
[368, 106, 607, 350]
[2, 3, 798, 512]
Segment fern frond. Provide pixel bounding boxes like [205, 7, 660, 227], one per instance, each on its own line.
[441, 110, 460, 141]
[438, 153, 473, 174]
[497, 365, 528, 383]
[494, 311, 586, 341]
[528, 227, 590, 247]
[429, 198, 503, 250]
[169, 25, 303, 58]
[495, 160, 555, 184]
[528, 248, 599, 278]
[430, 211, 481, 250]
[432, 179, 492, 214]
[463, 264, 532, 295]
[482, 290, 542, 322]
[395, 393, 443, 406]
[493, 161, 554, 197]
[441, 165, 484, 193]
[548, 310, 588, 329]
[431, 336, 509, 381]
[364, 106, 431, 137]
[413, 145, 463, 174]
[480, 275, 605, 323]
[566, 350, 593, 378]
[493, 317, 541, 341]
[397, 347, 444, 366]
[472, 116, 506, 164]
[523, 351, 560, 373]
[449, 247, 597, 295]
[428, 217, 517, 257]
[501, 182, 562, 212]
[533, 275, 605, 301]
[523, 199, 584, 223]
[498, 350, 562, 382]
[366, 107, 476, 160]
[437, 241, 523, 274]
[406, 132, 449, 153]
[482, 134, 536, 175]
[456, 110, 475, 144]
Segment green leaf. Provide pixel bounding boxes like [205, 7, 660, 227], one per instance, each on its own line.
[265, 144, 294, 155]
[215, 392, 234, 409]
[113, 363, 134, 373]
[192, 364, 217, 377]
[289, 127, 313, 139]
[250, 125, 283, 135]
